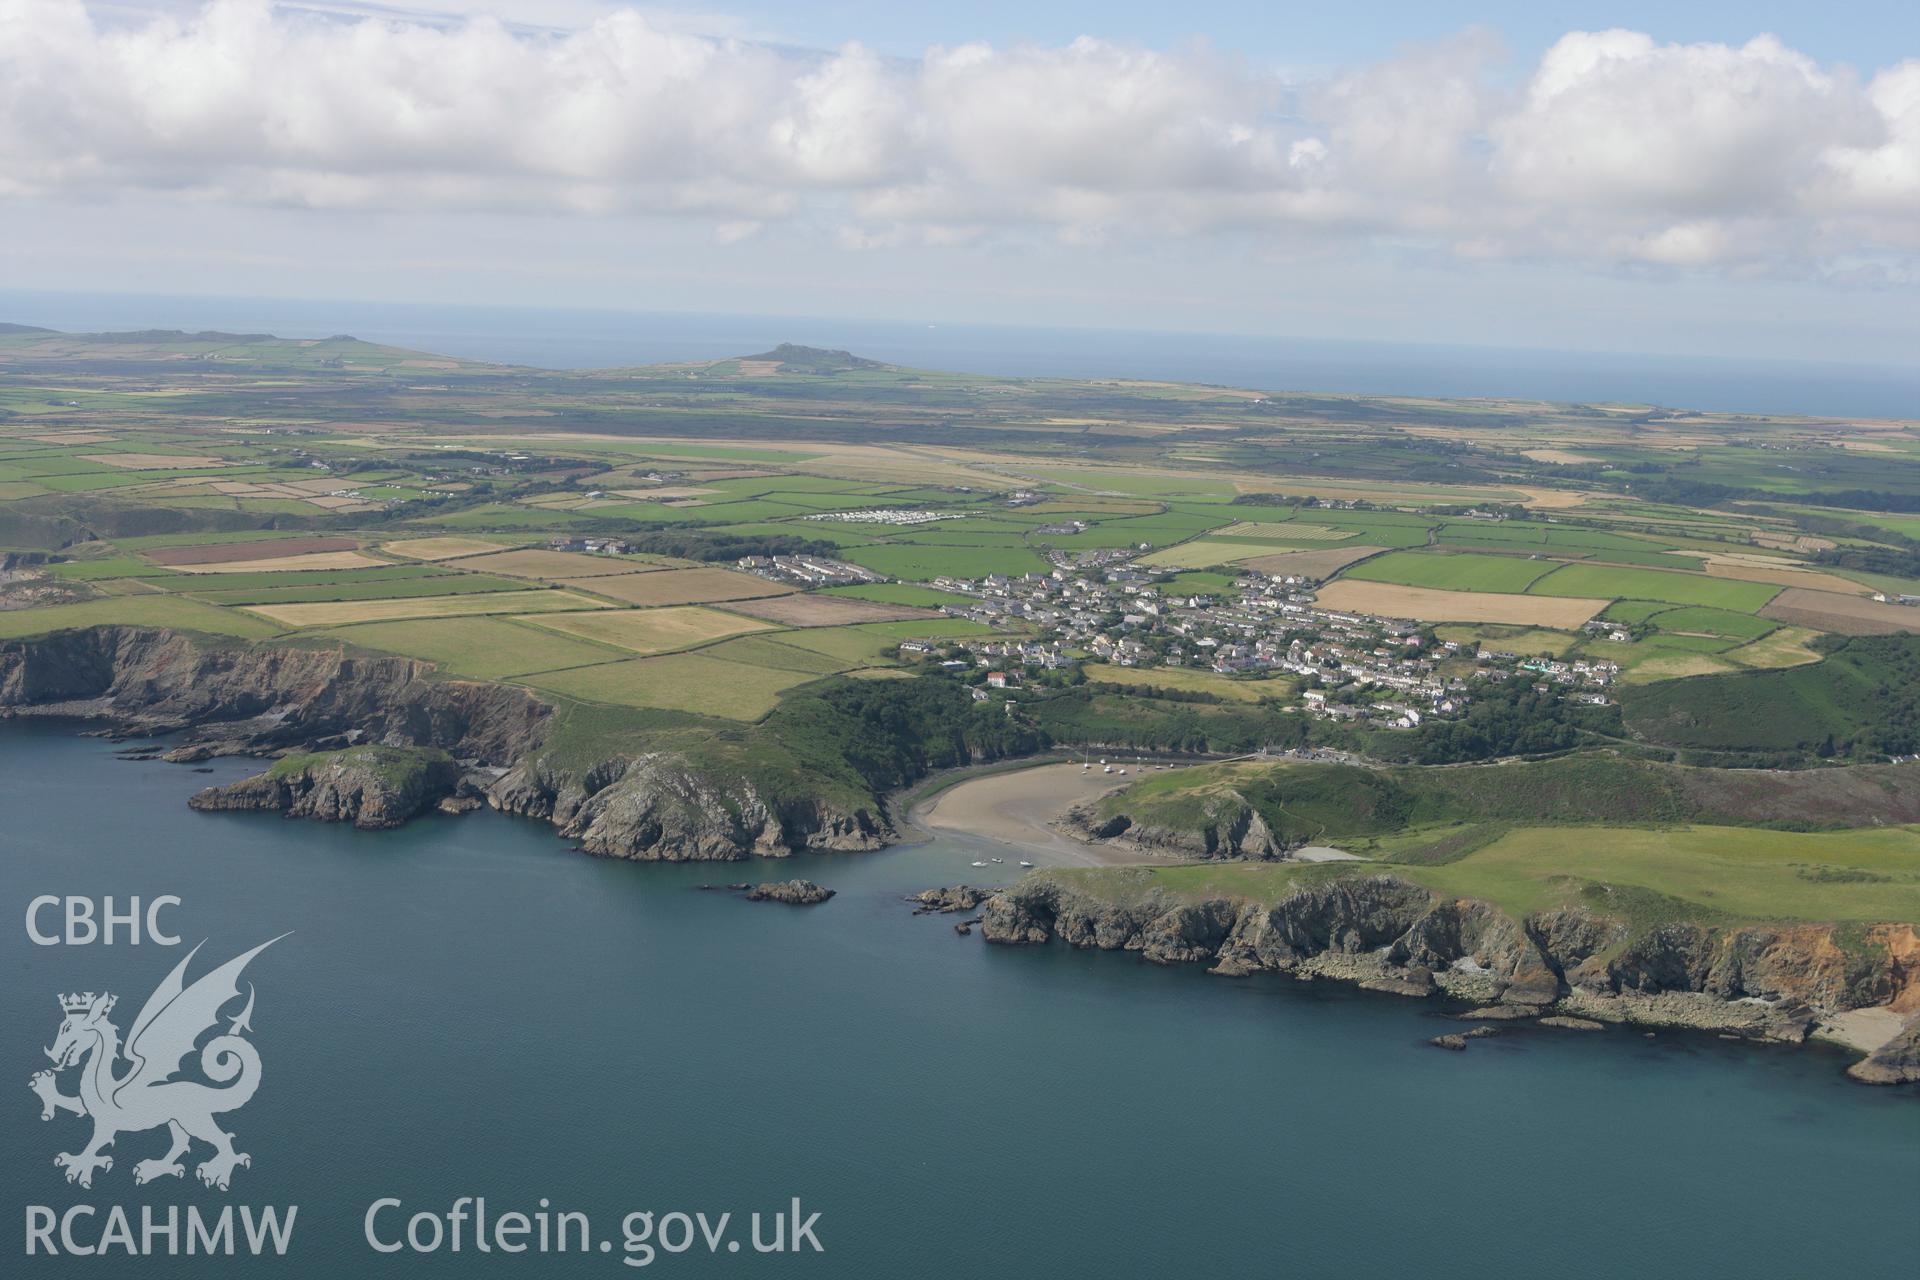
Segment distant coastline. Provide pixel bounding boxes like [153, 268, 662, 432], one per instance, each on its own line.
[4, 289, 1918, 419]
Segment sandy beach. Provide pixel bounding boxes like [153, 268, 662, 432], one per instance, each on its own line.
[1815, 1006, 1912, 1055]
[913, 760, 1171, 867]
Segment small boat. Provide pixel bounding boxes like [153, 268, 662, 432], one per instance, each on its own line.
[971, 860, 988, 867]
[1019, 860, 1035, 868]
[990, 857, 1004, 864]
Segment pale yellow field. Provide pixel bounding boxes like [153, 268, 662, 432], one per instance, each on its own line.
[1697, 554, 1868, 595]
[1215, 522, 1355, 542]
[1313, 580, 1608, 627]
[1618, 653, 1741, 684]
[382, 536, 521, 561]
[520, 606, 775, 655]
[1138, 541, 1306, 570]
[174, 552, 390, 574]
[560, 567, 792, 607]
[80, 453, 233, 469]
[243, 589, 609, 627]
[1723, 626, 1825, 671]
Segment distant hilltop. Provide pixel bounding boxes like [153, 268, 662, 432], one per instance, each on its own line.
[71, 328, 277, 344]
[741, 343, 882, 372]
[0, 325, 367, 345]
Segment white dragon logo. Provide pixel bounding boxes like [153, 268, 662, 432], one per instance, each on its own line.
[28, 937, 284, 1191]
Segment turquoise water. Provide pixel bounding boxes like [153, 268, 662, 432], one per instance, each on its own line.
[2, 724, 1916, 1276]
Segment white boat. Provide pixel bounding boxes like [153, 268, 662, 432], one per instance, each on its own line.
[970, 860, 987, 867]
[1019, 860, 1035, 868]
[990, 857, 1004, 864]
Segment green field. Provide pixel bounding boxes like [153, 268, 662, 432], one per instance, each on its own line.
[324, 616, 625, 679]
[1101, 821, 1920, 927]
[1343, 550, 1556, 593]
[1529, 562, 1782, 611]
[838, 542, 1050, 580]
[524, 653, 822, 719]
[820, 582, 976, 608]
[1409, 824, 1920, 923]
[0, 595, 285, 640]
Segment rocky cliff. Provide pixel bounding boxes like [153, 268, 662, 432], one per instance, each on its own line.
[0, 626, 885, 859]
[0, 625, 546, 761]
[189, 744, 462, 830]
[487, 750, 885, 859]
[1063, 786, 1284, 859]
[979, 871, 1920, 1072]
[1848, 1013, 1920, 1084]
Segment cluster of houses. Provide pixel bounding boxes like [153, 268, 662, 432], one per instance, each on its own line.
[735, 554, 883, 587]
[894, 557, 1618, 729]
[805, 508, 972, 526]
[550, 535, 634, 555]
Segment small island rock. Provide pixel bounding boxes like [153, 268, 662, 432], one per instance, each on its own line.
[745, 880, 835, 905]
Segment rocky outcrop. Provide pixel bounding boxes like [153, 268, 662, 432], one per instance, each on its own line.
[0, 626, 886, 861]
[745, 880, 835, 905]
[486, 751, 885, 862]
[977, 871, 1920, 1077]
[907, 885, 994, 914]
[188, 745, 461, 830]
[1062, 787, 1284, 860]
[0, 625, 547, 761]
[1847, 1014, 1920, 1084]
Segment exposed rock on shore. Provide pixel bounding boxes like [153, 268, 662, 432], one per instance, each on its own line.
[1847, 1013, 1920, 1084]
[976, 871, 1920, 1077]
[488, 752, 884, 862]
[1061, 787, 1283, 859]
[0, 626, 887, 860]
[744, 880, 835, 905]
[189, 745, 460, 830]
[907, 885, 994, 914]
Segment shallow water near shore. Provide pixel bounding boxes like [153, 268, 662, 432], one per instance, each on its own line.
[3, 724, 1916, 1277]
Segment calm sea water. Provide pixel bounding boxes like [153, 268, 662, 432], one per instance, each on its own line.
[3, 290, 1917, 420]
[2, 725, 1916, 1277]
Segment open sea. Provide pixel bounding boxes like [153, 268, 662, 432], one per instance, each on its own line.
[2, 726, 1916, 1277]
[2, 290, 1917, 420]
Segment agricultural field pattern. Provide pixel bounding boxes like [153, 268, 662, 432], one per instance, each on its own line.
[3, 326, 1920, 982]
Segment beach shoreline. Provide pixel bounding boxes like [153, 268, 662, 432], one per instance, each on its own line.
[908, 759, 1174, 867]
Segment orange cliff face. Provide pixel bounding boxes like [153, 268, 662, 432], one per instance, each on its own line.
[1875, 924, 1920, 1014]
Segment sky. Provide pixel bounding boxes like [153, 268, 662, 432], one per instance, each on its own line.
[4, 0, 1919, 365]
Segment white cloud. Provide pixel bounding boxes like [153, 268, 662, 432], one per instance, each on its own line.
[3, 1, 1919, 276]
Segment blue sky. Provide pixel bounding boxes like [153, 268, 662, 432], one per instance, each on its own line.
[6, 1, 1919, 367]
[725, 0, 1919, 71]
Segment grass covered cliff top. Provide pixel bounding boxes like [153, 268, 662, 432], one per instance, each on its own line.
[1074, 751, 1920, 928]
[1035, 819, 1920, 930]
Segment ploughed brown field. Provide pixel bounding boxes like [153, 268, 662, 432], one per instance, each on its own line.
[1313, 580, 1608, 627]
[1760, 588, 1920, 635]
[145, 536, 362, 565]
[716, 593, 938, 626]
[173, 552, 390, 574]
